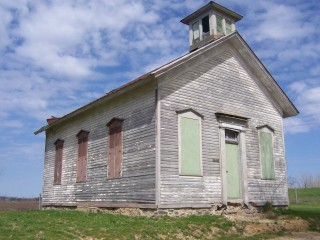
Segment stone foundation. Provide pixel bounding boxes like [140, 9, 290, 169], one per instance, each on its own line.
[44, 202, 262, 217]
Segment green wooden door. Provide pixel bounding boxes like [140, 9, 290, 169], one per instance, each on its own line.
[226, 143, 241, 199]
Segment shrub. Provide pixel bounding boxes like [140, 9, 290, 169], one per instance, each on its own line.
[263, 201, 274, 213]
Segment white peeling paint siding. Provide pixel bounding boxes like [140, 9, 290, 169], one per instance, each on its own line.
[158, 49, 288, 206]
[42, 82, 157, 206]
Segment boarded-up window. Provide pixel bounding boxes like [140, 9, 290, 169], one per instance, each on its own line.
[178, 110, 202, 176]
[260, 131, 275, 180]
[216, 14, 223, 33]
[107, 118, 123, 179]
[225, 19, 232, 34]
[54, 139, 64, 184]
[192, 21, 200, 41]
[76, 130, 89, 182]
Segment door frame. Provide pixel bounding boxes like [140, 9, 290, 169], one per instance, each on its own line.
[217, 114, 248, 205]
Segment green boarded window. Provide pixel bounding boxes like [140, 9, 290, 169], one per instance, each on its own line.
[225, 19, 232, 34]
[216, 14, 223, 33]
[180, 116, 201, 176]
[192, 21, 200, 41]
[260, 132, 275, 180]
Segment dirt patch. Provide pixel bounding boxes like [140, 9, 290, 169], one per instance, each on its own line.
[244, 218, 309, 236]
[272, 232, 320, 240]
[225, 212, 310, 237]
[0, 200, 39, 211]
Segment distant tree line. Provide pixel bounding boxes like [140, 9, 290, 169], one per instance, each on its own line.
[0, 196, 39, 201]
[288, 173, 320, 189]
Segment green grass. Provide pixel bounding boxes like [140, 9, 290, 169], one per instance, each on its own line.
[288, 188, 320, 203]
[0, 210, 237, 240]
[1, 189, 319, 240]
[279, 188, 320, 232]
[0, 209, 309, 240]
[277, 202, 320, 232]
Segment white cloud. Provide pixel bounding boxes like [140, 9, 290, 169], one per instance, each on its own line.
[0, 8, 12, 49]
[0, 0, 202, 142]
[0, 0, 319, 136]
[2, 0, 160, 78]
[285, 82, 320, 134]
[0, 141, 43, 167]
[1, 120, 23, 129]
[254, 4, 313, 41]
[284, 118, 311, 134]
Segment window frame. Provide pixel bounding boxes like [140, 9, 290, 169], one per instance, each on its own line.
[177, 109, 203, 177]
[106, 118, 124, 180]
[215, 13, 234, 35]
[192, 20, 200, 42]
[190, 13, 212, 45]
[225, 18, 233, 34]
[76, 130, 89, 183]
[201, 15, 210, 35]
[258, 125, 276, 180]
[53, 139, 64, 185]
[216, 13, 224, 34]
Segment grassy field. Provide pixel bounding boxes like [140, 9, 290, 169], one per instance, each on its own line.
[0, 188, 318, 239]
[288, 188, 320, 203]
[0, 205, 318, 240]
[0, 211, 240, 240]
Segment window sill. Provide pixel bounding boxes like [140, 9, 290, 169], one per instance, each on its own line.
[107, 177, 122, 180]
[179, 174, 203, 178]
[76, 180, 87, 183]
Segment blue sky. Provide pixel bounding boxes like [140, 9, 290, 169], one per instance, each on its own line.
[0, 0, 319, 197]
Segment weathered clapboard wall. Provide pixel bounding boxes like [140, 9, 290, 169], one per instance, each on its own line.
[158, 47, 288, 207]
[42, 44, 289, 208]
[42, 82, 157, 206]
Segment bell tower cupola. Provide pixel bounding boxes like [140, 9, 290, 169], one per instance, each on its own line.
[181, 1, 242, 52]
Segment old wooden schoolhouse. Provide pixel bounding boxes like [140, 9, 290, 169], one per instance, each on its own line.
[35, 2, 298, 213]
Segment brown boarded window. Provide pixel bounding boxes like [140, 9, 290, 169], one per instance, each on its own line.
[54, 139, 64, 184]
[107, 118, 124, 179]
[76, 130, 89, 182]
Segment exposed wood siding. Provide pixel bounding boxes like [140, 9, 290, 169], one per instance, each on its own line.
[42, 82, 156, 205]
[159, 49, 288, 206]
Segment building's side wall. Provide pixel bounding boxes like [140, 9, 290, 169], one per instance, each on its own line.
[159, 48, 288, 207]
[42, 82, 157, 206]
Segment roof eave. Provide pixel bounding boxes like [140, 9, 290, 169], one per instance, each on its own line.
[34, 73, 155, 135]
[181, 1, 243, 25]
